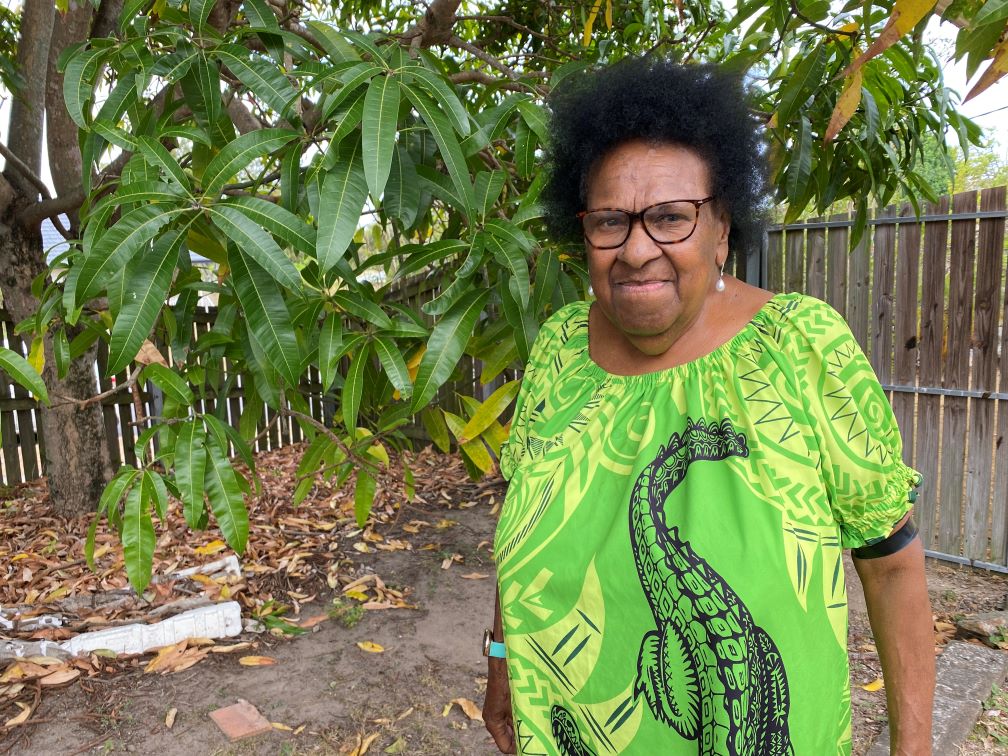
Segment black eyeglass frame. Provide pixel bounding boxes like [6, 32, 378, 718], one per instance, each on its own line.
[575, 196, 717, 249]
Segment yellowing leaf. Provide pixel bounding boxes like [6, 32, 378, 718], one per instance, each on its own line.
[457, 380, 520, 444]
[582, 0, 603, 47]
[824, 68, 863, 143]
[366, 441, 390, 468]
[966, 36, 1008, 103]
[344, 589, 370, 601]
[272, 722, 293, 731]
[844, 0, 937, 77]
[28, 336, 45, 374]
[356, 641, 384, 653]
[861, 677, 884, 692]
[605, 0, 612, 29]
[4, 702, 32, 728]
[194, 539, 226, 555]
[238, 655, 278, 666]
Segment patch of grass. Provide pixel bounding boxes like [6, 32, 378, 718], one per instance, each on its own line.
[328, 598, 364, 628]
[969, 684, 1008, 749]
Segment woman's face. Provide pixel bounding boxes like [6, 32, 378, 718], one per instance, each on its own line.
[584, 140, 730, 357]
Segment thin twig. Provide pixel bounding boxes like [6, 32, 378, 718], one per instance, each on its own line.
[50, 365, 143, 409]
[279, 405, 378, 473]
[789, 0, 858, 37]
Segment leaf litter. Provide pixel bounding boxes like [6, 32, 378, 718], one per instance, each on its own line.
[0, 444, 500, 737]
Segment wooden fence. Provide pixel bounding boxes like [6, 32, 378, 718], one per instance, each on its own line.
[766, 186, 1008, 569]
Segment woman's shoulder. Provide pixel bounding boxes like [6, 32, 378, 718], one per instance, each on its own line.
[757, 292, 858, 354]
[527, 300, 591, 359]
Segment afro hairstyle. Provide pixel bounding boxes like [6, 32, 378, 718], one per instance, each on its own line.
[541, 57, 770, 260]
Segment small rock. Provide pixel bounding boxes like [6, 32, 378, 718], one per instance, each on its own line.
[956, 611, 1008, 639]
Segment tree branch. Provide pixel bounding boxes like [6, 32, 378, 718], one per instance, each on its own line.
[0, 142, 52, 200]
[399, 0, 461, 49]
[90, 0, 123, 39]
[448, 35, 521, 80]
[4, 0, 54, 203]
[50, 365, 143, 409]
[449, 70, 540, 93]
[279, 403, 378, 474]
[226, 92, 266, 135]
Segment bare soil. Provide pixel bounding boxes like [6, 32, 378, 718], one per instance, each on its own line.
[4, 451, 1008, 755]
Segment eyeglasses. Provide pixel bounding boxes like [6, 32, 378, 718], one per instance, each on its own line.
[576, 197, 716, 249]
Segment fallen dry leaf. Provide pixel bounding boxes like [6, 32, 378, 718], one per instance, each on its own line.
[39, 668, 81, 686]
[238, 656, 278, 667]
[272, 722, 293, 731]
[4, 702, 32, 728]
[165, 707, 177, 729]
[861, 677, 884, 692]
[356, 641, 384, 653]
[461, 573, 489, 580]
[209, 642, 253, 654]
[348, 732, 380, 756]
[299, 614, 329, 629]
[448, 697, 483, 722]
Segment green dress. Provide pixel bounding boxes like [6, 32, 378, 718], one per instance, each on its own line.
[495, 293, 921, 756]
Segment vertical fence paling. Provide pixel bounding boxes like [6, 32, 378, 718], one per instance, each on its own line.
[825, 212, 848, 315]
[916, 198, 950, 550]
[985, 187, 1008, 563]
[870, 207, 896, 385]
[967, 187, 1006, 561]
[938, 191, 978, 555]
[892, 206, 921, 468]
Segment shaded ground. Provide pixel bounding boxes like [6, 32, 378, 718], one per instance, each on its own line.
[3, 445, 1008, 754]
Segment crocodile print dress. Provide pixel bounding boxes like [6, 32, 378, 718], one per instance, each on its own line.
[495, 293, 922, 755]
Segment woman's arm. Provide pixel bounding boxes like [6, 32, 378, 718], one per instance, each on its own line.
[484, 586, 515, 753]
[853, 515, 934, 755]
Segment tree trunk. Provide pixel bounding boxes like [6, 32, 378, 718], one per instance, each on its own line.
[0, 228, 111, 514]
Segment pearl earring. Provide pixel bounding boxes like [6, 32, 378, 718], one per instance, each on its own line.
[715, 260, 726, 292]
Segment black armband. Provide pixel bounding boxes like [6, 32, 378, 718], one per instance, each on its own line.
[852, 517, 918, 560]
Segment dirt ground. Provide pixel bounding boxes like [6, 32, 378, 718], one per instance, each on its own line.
[3, 451, 1008, 755]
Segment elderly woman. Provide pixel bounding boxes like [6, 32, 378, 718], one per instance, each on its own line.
[482, 59, 934, 755]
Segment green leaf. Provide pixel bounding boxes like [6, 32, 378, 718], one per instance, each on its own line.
[354, 467, 377, 527]
[218, 45, 299, 120]
[203, 436, 249, 554]
[317, 141, 368, 274]
[411, 288, 489, 412]
[443, 408, 493, 475]
[67, 205, 181, 311]
[0, 347, 49, 405]
[332, 291, 392, 330]
[54, 329, 70, 380]
[420, 407, 451, 453]
[292, 434, 332, 505]
[307, 20, 361, 61]
[189, 0, 216, 30]
[514, 119, 535, 179]
[319, 62, 380, 123]
[143, 469, 169, 521]
[180, 53, 221, 133]
[974, 0, 1008, 28]
[97, 466, 139, 525]
[533, 250, 560, 314]
[228, 244, 302, 387]
[483, 230, 530, 309]
[210, 205, 302, 291]
[458, 379, 520, 443]
[474, 171, 506, 219]
[143, 363, 195, 405]
[222, 196, 315, 256]
[319, 313, 343, 392]
[394, 239, 467, 280]
[107, 231, 181, 375]
[362, 74, 400, 200]
[785, 115, 813, 211]
[342, 341, 368, 431]
[384, 147, 420, 227]
[204, 413, 257, 482]
[113, 181, 187, 206]
[280, 145, 301, 213]
[175, 420, 207, 528]
[516, 99, 549, 143]
[373, 336, 411, 398]
[404, 65, 470, 137]
[402, 83, 473, 217]
[201, 128, 299, 198]
[122, 483, 155, 593]
[501, 276, 538, 363]
[63, 45, 105, 128]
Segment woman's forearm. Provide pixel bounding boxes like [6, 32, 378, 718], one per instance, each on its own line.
[854, 538, 934, 754]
